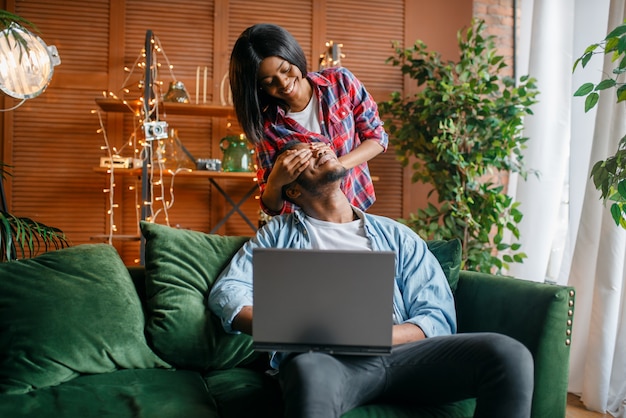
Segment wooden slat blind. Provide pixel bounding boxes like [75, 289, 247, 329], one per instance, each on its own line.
[10, 0, 111, 252]
[228, 0, 315, 68]
[325, 0, 405, 220]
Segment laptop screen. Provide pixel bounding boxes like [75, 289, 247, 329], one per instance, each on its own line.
[252, 248, 395, 355]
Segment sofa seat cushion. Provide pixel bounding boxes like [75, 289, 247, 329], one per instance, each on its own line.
[204, 367, 283, 417]
[0, 244, 170, 395]
[0, 369, 217, 418]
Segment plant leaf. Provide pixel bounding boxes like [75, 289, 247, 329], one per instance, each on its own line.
[595, 79, 616, 90]
[574, 82, 594, 96]
[617, 84, 626, 102]
[585, 92, 600, 111]
[618, 180, 626, 199]
[610, 203, 623, 226]
[606, 23, 626, 40]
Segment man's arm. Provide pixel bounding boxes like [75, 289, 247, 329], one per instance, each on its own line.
[392, 323, 426, 345]
[386, 222, 457, 338]
[232, 305, 253, 335]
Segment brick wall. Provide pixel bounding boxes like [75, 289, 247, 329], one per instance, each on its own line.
[472, 0, 519, 190]
[473, 0, 516, 76]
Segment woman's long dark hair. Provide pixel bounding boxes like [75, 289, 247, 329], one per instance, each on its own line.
[229, 24, 308, 144]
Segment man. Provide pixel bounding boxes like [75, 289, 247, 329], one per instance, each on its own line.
[208, 142, 534, 418]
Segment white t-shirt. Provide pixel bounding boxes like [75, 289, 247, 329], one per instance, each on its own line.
[303, 212, 371, 251]
[287, 93, 321, 134]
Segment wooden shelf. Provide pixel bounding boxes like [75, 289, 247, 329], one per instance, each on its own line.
[95, 98, 235, 118]
[93, 166, 256, 180]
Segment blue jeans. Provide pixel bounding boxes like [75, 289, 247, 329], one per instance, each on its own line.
[278, 332, 534, 418]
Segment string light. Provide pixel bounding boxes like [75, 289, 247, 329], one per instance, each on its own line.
[93, 33, 187, 251]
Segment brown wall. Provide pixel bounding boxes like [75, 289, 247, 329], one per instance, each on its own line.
[0, 0, 514, 265]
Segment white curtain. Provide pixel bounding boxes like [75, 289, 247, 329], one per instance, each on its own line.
[511, 0, 626, 416]
[507, 0, 574, 283]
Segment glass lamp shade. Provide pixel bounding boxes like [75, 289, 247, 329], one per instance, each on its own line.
[0, 23, 61, 99]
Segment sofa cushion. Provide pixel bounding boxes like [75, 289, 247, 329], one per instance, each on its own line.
[0, 369, 219, 418]
[426, 238, 462, 292]
[0, 244, 170, 395]
[140, 221, 257, 371]
[204, 368, 283, 417]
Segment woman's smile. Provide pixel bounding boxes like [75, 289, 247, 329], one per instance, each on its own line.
[282, 78, 295, 95]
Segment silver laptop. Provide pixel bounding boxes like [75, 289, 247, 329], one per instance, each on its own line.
[252, 248, 395, 355]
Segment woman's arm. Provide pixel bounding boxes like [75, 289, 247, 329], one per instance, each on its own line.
[337, 139, 384, 170]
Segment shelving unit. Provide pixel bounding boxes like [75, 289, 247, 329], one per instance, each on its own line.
[95, 30, 255, 263]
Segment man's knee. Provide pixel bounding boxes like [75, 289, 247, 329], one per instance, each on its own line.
[479, 333, 534, 391]
[281, 352, 336, 385]
[279, 353, 346, 417]
[491, 334, 533, 375]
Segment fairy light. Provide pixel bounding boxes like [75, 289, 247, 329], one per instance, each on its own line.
[94, 33, 186, 248]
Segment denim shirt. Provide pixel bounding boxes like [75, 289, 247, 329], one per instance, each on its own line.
[208, 208, 457, 367]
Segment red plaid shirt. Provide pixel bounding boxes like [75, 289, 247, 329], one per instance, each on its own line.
[256, 67, 388, 215]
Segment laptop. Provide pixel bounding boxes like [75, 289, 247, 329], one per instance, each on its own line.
[252, 248, 395, 355]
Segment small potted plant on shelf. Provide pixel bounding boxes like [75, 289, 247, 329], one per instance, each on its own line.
[379, 19, 539, 273]
[573, 19, 626, 229]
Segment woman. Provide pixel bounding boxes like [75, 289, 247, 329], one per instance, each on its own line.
[229, 23, 388, 215]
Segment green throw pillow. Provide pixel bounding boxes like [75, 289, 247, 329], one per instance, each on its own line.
[0, 244, 170, 394]
[140, 221, 257, 371]
[426, 239, 462, 293]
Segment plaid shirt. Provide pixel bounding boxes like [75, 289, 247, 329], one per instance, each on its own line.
[256, 67, 388, 215]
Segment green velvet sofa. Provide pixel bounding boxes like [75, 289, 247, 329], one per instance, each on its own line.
[0, 222, 575, 418]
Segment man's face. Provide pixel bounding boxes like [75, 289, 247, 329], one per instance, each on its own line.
[291, 142, 347, 193]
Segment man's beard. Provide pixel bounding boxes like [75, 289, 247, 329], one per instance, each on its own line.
[296, 165, 347, 194]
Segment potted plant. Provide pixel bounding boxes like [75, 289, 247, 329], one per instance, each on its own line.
[379, 19, 539, 272]
[0, 10, 68, 262]
[573, 20, 626, 229]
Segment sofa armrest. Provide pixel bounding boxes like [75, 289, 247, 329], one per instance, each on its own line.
[454, 271, 575, 418]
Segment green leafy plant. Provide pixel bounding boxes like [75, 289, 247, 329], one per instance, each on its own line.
[0, 213, 69, 262]
[380, 19, 539, 272]
[573, 20, 626, 229]
[0, 11, 68, 262]
[0, 9, 35, 29]
[0, 10, 38, 58]
[1, 163, 68, 262]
